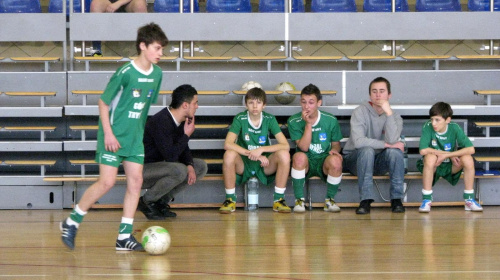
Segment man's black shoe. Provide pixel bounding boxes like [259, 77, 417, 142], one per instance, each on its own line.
[391, 199, 406, 213]
[156, 202, 177, 218]
[137, 197, 165, 220]
[356, 199, 373, 215]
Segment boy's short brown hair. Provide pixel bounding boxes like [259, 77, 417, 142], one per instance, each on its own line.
[429, 102, 453, 119]
[245, 88, 266, 104]
[136, 22, 169, 55]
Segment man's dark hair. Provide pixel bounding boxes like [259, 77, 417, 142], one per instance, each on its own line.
[170, 84, 198, 109]
[300, 83, 322, 101]
[245, 87, 267, 104]
[369, 77, 391, 94]
[429, 102, 453, 119]
[136, 22, 169, 55]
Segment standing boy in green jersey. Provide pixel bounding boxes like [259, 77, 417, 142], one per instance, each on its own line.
[288, 84, 343, 213]
[417, 102, 483, 213]
[219, 88, 292, 213]
[60, 23, 169, 251]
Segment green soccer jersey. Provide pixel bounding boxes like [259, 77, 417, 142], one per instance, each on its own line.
[229, 111, 283, 151]
[418, 120, 473, 164]
[287, 110, 343, 158]
[96, 61, 161, 157]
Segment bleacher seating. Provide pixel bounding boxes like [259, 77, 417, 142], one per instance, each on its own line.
[311, 0, 357, 12]
[205, 0, 252, 12]
[468, 0, 500, 10]
[416, 0, 461, 11]
[48, 0, 92, 14]
[259, 0, 305, 12]
[154, 0, 200, 12]
[0, 0, 41, 13]
[363, 0, 409, 11]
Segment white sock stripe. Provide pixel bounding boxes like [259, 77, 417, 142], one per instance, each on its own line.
[327, 175, 342, 185]
[275, 186, 286, 194]
[74, 204, 87, 216]
[422, 189, 433, 195]
[121, 217, 134, 225]
[464, 189, 474, 194]
[226, 188, 236, 195]
[291, 168, 306, 179]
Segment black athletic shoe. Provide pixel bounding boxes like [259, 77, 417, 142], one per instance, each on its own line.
[137, 197, 165, 220]
[60, 220, 78, 250]
[356, 199, 373, 215]
[156, 202, 177, 218]
[115, 235, 145, 251]
[391, 199, 406, 213]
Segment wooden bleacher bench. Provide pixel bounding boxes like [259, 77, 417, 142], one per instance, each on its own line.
[129, 56, 177, 61]
[184, 56, 233, 60]
[3, 160, 56, 176]
[347, 55, 397, 60]
[3, 126, 56, 131]
[474, 122, 500, 137]
[10, 57, 60, 62]
[400, 55, 451, 60]
[74, 56, 124, 61]
[473, 90, 500, 106]
[4, 91, 56, 96]
[456, 55, 500, 60]
[238, 56, 287, 60]
[294, 56, 343, 60]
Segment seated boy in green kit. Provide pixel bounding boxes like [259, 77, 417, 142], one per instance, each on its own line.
[417, 102, 483, 213]
[219, 88, 291, 213]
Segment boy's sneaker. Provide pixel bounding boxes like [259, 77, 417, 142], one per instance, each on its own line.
[273, 198, 291, 213]
[294, 199, 306, 213]
[91, 50, 102, 57]
[219, 198, 236, 214]
[419, 199, 432, 213]
[116, 235, 145, 251]
[60, 220, 78, 250]
[465, 199, 483, 212]
[324, 198, 341, 212]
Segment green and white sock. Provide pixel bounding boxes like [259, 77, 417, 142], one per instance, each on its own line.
[117, 217, 133, 240]
[422, 189, 433, 201]
[274, 186, 285, 202]
[463, 189, 474, 200]
[67, 204, 87, 228]
[225, 188, 237, 201]
[326, 175, 341, 199]
[291, 168, 306, 200]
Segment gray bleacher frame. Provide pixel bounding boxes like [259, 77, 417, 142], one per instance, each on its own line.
[1, 9, 500, 209]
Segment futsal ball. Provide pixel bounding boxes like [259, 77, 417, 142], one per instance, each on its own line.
[274, 82, 296, 105]
[241, 81, 262, 91]
[142, 226, 171, 255]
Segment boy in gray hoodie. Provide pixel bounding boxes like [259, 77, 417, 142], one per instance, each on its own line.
[343, 77, 406, 214]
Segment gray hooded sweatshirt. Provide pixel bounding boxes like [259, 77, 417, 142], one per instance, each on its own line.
[343, 102, 403, 153]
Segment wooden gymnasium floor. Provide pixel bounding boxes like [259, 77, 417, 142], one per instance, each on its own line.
[1, 206, 500, 279]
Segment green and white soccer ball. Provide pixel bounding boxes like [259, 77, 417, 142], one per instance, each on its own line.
[241, 81, 262, 91]
[274, 82, 296, 105]
[142, 226, 171, 255]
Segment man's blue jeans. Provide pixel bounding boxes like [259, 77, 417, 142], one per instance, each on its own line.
[343, 147, 405, 201]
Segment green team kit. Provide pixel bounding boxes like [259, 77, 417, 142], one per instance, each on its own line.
[287, 110, 343, 181]
[417, 121, 473, 186]
[96, 61, 161, 166]
[229, 110, 283, 185]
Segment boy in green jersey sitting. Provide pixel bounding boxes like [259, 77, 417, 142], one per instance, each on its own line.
[219, 88, 291, 213]
[417, 102, 483, 213]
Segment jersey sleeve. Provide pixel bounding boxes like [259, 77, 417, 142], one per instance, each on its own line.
[330, 117, 343, 142]
[228, 114, 242, 135]
[455, 125, 473, 148]
[419, 121, 433, 151]
[287, 115, 303, 141]
[101, 67, 127, 105]
[151, 70, 161, 104]
[269, 115, 283, 136]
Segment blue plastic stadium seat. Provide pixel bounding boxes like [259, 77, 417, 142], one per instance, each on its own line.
[311, 0, 357, 12]
[0, 0, 41, 13]
[154, 0, 200, 12]
[468, 0, 500, 10]
[259, 0, 305, 12]
[416, 0, 461, 11]
[48, 0, 91, 14]
[206, 0, 252, 12]
[363, 0, 409, 11]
